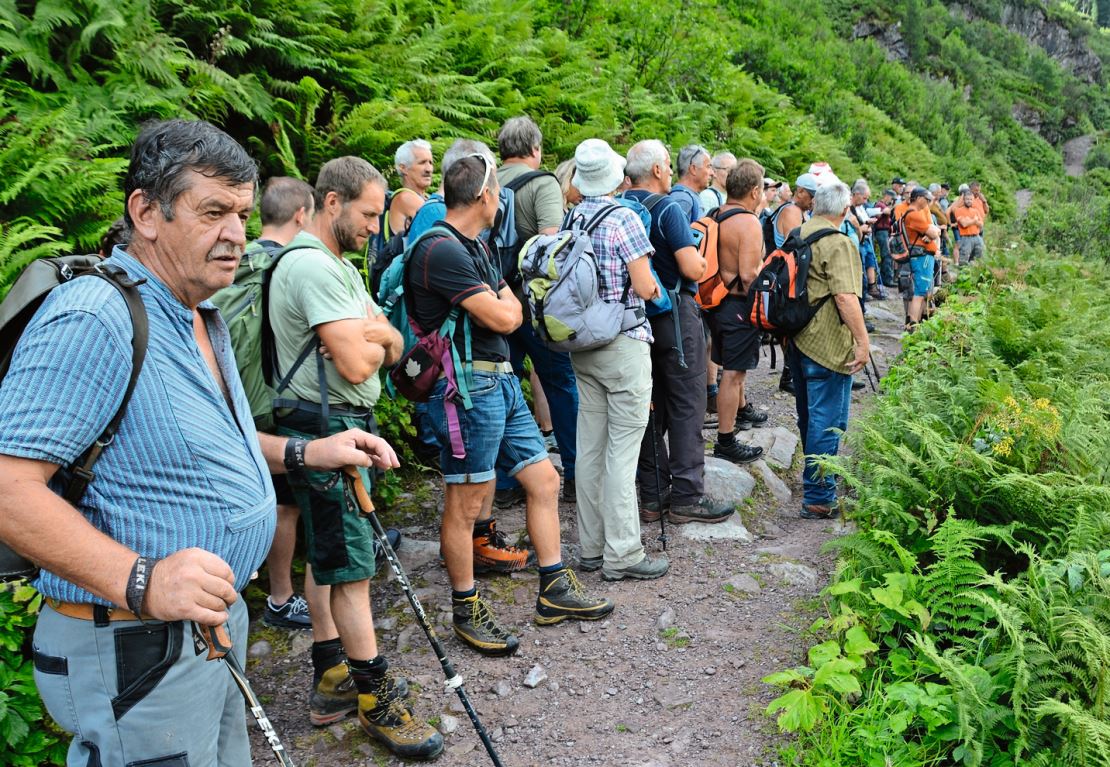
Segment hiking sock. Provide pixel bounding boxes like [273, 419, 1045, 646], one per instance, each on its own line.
[348, 656, 388, 695]
[452, 585, 478, 601]
[541, 429, 553, 438]
[717, 430, 735, 445]
[311, 638, 346, 685]
[472, 519, 492, 539]
[538, 561, 566, 588]
[707, 384, 719, 398]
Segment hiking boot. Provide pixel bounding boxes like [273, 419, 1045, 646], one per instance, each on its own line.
[262, 593, 311, 630]
[372, 528, 402, 576]
[535, 568, 615, 625]
[852, 378, 866, 391]
[493, 485, 526, 509]
[864, 320, 876, 333]
[357, 695, 443, 760]
[577, 555, 603, 572]
[736, 403, 768, 429]
[473, 519, 533, 574]
[601, 555, 670, 582]
[868, 283, 883, 300]
[543, 431, 558, 453]
[640, 488, 672, 523]
[309, 662, 408, 726]
[452, 592, 519, 656]
[561, 478, 576, 504]
[714, 438, 763, 465]
[800, 504, 840, 520]
[669, 497, 735, 525]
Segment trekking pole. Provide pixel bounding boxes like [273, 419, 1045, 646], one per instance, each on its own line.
[861, 363, 877, 393]
[648, 403, 668, 551]
[191, 622, 296, 767]
[341, 467, 504, 767]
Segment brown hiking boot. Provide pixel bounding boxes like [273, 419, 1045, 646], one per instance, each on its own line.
[309, 662, 407, 726]
[473, 519, 532, 574]
[535, 568, 614, 625]
[357, 695, 443, 760]
[452, 591, 520, 656]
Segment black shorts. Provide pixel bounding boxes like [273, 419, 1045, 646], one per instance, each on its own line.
[272, 473, 295, 506]
[708, 295, 761, 372]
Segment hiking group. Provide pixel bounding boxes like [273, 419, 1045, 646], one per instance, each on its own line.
[0, 116, 989, 764]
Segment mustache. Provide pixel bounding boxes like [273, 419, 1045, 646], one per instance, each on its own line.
[206, 244, 244, 261]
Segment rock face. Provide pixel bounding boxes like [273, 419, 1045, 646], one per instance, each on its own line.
[999, 3, 1102, 83]
[852, 19, 909, 63]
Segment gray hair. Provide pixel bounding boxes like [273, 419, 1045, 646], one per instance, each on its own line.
[851, 178, 870, 196]
[677, 144, 710, 177]
[928, 183, 941, 194]
[313, 156, 387, 211]
[444, 154, 496, 209]
[442, 139, 495, 174]
[123, 119, 257, 227]
[394, 139, 432, 173]
[625, 140, 669, 184]
[812, 181, 852, 217]
[497, 116, 542, 160]
[711, 151, 737, 169]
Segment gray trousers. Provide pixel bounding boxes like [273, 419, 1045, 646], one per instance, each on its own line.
[637, 293, 709, 506]
[33, 598, 250, 766]
[959, 235, 984, 265]
[571, 334, 652, 568]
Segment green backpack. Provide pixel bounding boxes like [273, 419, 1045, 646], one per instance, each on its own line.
[211, 240, 317, 432]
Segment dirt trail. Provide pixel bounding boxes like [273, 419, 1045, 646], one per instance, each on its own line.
[245, 296, 906, 767]
[1063, 134, 1095, 177]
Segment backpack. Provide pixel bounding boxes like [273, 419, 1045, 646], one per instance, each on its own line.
[762, 201, 793, 256]
[494, 170, 557, 287]
[690, 207, 754, 310]
[890, 209, 910, 260]
[210, 240, 318, 433]
[0, 256, 148, 580]
[743, 228, 844, 337]
[620, 192, 674, 318]
[518, 204, 645, 352]
[367, 188, 425, 298]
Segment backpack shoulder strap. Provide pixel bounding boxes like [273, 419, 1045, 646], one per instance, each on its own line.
[583, 204, 622, 234]
[62, 266, 149, 505]
[504, 170, 556, 193]
[714, 207, 756, 224]
[802, 227, 845, 246]
[642, 193, 668, 213]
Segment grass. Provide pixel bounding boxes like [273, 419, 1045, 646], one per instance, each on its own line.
[659, 626, 691, 649]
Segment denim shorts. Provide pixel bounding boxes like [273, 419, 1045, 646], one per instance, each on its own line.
[428, 371, 548, 484]
[909, 255, 935, 297]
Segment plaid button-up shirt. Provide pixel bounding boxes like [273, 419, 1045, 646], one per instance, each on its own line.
[566, 196, 655, 344]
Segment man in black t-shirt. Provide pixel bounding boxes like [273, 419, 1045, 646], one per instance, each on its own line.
[405, 149, 613, 658]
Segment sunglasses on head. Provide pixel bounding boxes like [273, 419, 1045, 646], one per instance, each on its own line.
[467, 152, 494, 200]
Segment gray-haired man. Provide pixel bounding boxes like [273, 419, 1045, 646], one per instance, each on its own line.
[670, 144, 712, 223]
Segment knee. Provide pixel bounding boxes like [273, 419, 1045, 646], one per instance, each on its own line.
[522, 461, 560, 501]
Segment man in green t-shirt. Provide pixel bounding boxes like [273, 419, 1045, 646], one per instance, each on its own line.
[788, 179, 870, 522]
[269, 156, 442, 760]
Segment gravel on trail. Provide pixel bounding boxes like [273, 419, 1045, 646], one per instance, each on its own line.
[244, 294, 906, 767]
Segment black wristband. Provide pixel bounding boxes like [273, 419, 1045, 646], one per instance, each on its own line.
[125, 555, 157, 619]
[284, 437, 308, 474]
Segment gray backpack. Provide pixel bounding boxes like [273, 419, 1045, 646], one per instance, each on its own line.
[518, 204, 645, 352]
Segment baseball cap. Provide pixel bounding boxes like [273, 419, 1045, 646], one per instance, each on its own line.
[795, 173, 819, 194]
[910, 187, 931, 202]
[892, 177, 905, 185]
[940, 183, 951, 190]
[763, 177, 782, 189]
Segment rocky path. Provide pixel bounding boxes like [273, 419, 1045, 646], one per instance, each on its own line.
[1063, 133, 1095, 177]
[244, 295, 906, 767]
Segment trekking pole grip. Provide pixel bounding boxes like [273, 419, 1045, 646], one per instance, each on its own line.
[342, 466, 375, 515]
[201, 623, 232, 661]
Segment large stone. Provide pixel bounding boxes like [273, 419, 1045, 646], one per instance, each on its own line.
[247, 640, 272, 659]
[752, 459, 791, 504]
[677, 513, 753, 543]
[289, 630, 314, 656]
[396, 538, 441, 574]
[766, 427, 799, 469]
[768, 562, 820, 590]
[865, 305, 901, 324]
[438, 713, 460, 735]
[701, 456, 756, 510]
[523, 665, 548, 689]
[726, 573, 761, 594]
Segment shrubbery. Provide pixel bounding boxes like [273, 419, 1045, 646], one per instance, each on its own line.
[766, 238, 1110, 766]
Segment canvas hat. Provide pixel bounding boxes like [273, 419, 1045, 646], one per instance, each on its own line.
[572, 139, 626, 197]
[958, 183, 971, 193]
[795, 173, 819, 194]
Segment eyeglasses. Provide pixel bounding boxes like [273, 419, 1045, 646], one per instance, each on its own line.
[467, 152, 494, 200]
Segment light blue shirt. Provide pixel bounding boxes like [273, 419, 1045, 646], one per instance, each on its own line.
[0, 248, 275, 603]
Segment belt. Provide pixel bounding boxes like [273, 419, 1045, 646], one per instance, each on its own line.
[470, 360, 513, 374]
[47, 598, 153, 623]
[273, 398, 372, 418]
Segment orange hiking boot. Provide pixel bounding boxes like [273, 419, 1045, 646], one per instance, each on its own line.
[472, 519, 534, 574]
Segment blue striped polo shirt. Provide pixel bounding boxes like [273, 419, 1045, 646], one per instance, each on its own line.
[0, 248, 275, 604]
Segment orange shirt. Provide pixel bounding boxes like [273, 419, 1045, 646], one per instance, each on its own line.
[970, 196, 988, 221]
[903, 207, 938, 254]
[950, 201, 983, 236]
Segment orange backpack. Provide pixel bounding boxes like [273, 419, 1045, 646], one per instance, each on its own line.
[690, 207, 755, 310]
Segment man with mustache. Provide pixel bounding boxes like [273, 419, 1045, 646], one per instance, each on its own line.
[386, 139, 435, 238]
[268, 156, 442, 758]
[0, 120, 424, 764]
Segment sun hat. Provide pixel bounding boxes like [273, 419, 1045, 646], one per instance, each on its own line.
[572, 139, 626, 197]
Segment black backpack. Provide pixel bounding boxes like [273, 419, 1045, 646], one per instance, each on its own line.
[0, 256, 148, 580]
[744, 228, 845, 337]
[762, 201, 793, 257]
[494, 170, 556, 286]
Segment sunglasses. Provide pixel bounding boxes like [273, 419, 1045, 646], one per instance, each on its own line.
[467, 152, 494, 200]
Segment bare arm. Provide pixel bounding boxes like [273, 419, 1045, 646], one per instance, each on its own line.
[315, 318, 386, 384]
[363, 311, 403, 366]
[833, 293, 870, 374]
[627, 256, 661, 300]
[674, 245, 707, 281]
[458, 285, 523, 334]
[388, 190, 423, 237]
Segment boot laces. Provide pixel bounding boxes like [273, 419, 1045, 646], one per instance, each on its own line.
[469, 596, 512, 639]
[485, 524, 525, 554]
